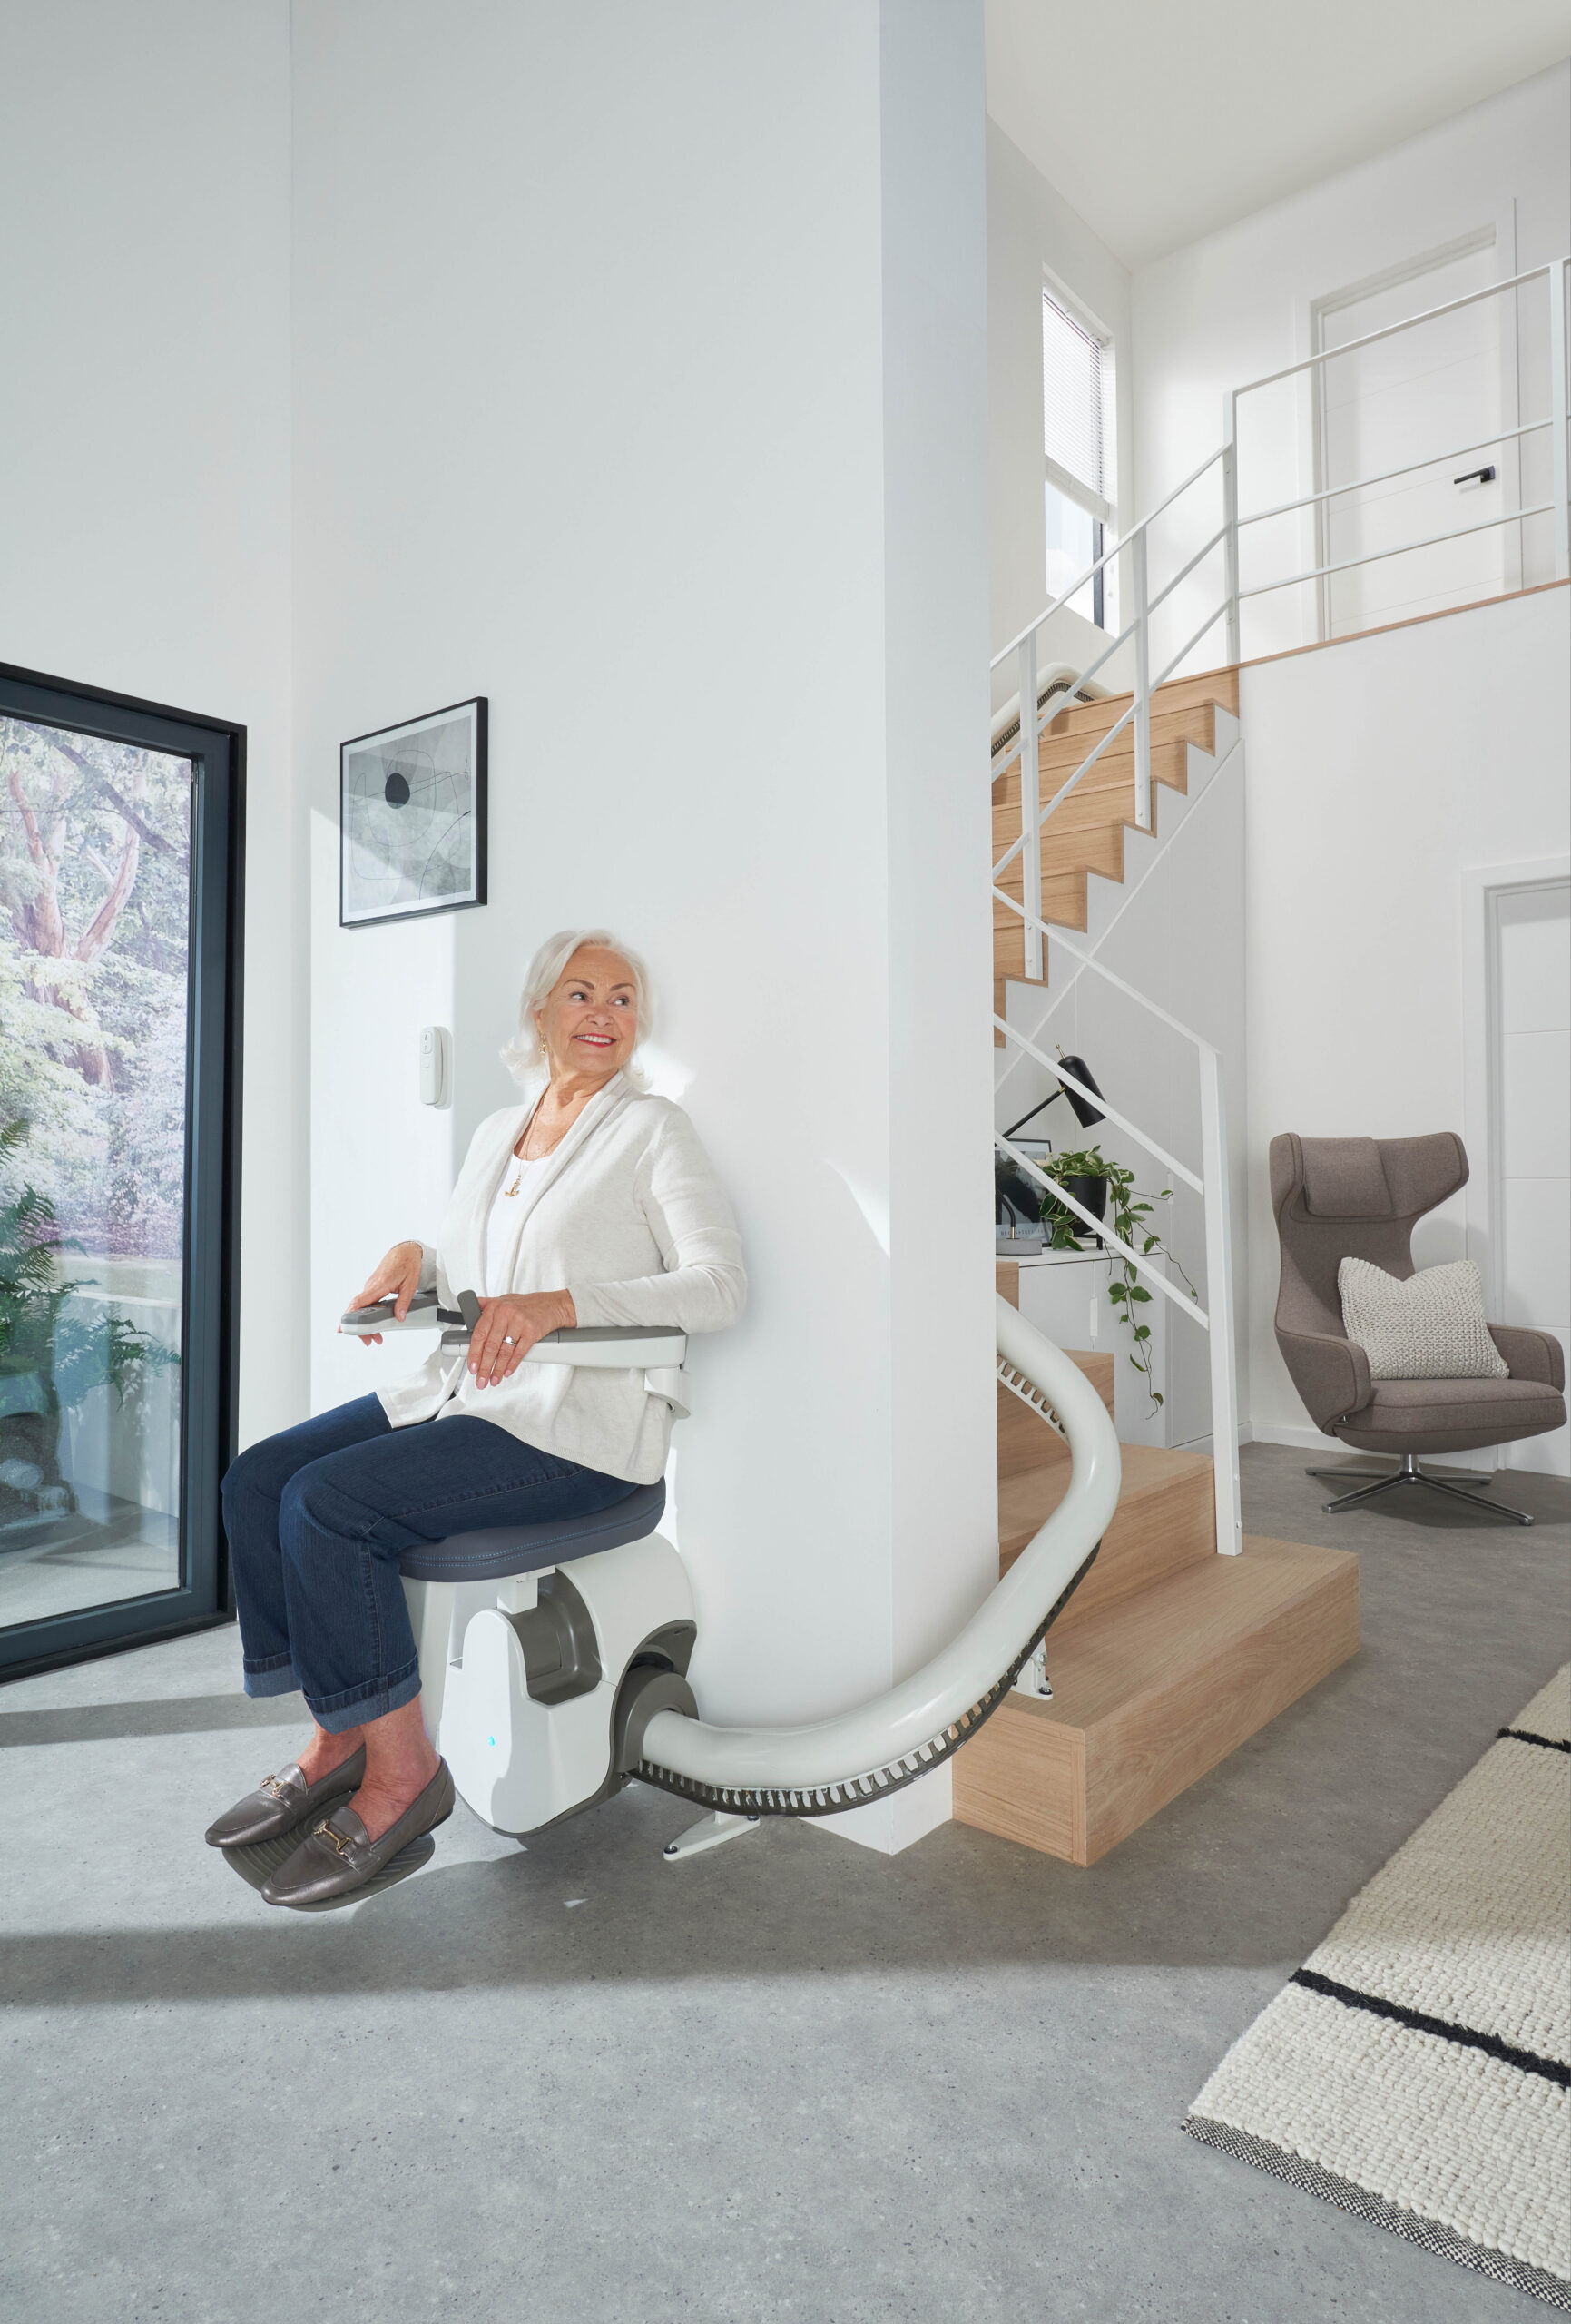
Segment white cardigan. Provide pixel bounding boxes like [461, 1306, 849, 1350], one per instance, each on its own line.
[378, 1075, 746, 1484]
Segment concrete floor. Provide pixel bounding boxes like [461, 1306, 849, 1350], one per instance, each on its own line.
[3, 1445, 1567, 2324]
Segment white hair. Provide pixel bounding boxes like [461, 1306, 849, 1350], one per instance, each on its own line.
[499, 929, 656, 1091]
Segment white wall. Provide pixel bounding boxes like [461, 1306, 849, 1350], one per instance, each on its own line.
[294, 1, 995, 1850]
[0, 0, 302, 1452]
[987, 120, 1135, 699]
[1131, 64, 1571, 673]
[1241, 585, 1571, 1462]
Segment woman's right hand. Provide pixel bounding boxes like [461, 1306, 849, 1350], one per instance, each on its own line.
[343, 1241, 425, 1345]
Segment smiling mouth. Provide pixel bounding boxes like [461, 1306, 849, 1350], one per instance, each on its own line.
[576, 1033, 614, 1047]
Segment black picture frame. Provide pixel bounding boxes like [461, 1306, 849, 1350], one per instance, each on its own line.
[339, 696, 488, 929]
[0, 659, 245, 1683]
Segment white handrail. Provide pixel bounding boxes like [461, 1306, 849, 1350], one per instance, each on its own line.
[1232, 262, 1559, 399]
[995, 887, 1213, 1051]
[1240, 503, 1555, 601]
[991, 1016, 1203, 1194]
[991, 440, 1226, 671]
[994, 714, 1242, 1100]
[997, 1133, 1209, 1325]
[1239, 417, 1554, 527]
[639, 1303, 1122, 1799]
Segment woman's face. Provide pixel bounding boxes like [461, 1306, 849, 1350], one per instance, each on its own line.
[535, 946, 640, 1083]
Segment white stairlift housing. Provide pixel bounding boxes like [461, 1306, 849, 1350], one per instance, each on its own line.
[340, 1292, 1120, 1853]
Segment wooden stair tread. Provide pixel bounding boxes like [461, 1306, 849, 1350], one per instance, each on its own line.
[1043, 666, 1239, 744]
[1001, 1440, 1216, 1633]
[952, 1536, 1359, 1864]
[999, 1441, 1211, 1560]
[997, 1364, 1114, 1480]
[1029, 1535, 1351, 1729]
[991, 670, 1240, 993]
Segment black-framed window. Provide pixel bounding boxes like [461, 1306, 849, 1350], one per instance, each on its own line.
[0, 664, 243, 1681]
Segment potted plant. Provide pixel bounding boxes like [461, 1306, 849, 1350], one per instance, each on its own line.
[1026, 1144, 1196, 1414]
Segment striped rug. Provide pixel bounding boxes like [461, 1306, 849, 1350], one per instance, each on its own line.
[1186, 1666, 1571, 2309]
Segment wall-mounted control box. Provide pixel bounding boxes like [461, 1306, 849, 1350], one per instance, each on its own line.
[419, 1024, 451, 1108]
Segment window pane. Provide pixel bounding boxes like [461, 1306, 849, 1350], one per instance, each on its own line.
[1044, 290, 1105, 500]
[1046, 483, 1098, 625]
[0, 718, 191, 1627]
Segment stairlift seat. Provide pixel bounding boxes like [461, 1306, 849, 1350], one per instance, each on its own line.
[398, 1479, 666, 1583]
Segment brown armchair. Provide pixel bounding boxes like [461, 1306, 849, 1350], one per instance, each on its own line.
[1271, 1131, 1566, 1524]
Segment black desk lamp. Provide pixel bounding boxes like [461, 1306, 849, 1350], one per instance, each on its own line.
[1002, 1050, 1105, 1141]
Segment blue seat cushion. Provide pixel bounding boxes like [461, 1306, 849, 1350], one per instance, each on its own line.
[398, 1480, 665, 1584]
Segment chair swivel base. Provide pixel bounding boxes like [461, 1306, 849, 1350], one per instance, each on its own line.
[1307, 1452, 1534, 1525]
[221, 1795, 436, 1910]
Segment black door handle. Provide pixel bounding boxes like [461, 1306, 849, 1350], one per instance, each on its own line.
[1453, 466, 1497, 486]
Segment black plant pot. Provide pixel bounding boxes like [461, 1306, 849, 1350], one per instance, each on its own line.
[1038, 1171, 1108, 1242]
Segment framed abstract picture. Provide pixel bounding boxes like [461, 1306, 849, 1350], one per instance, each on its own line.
[339, 697, 487, 927]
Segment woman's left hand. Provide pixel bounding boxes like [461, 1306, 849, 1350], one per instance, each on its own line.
[466, 1289, 577, 1389]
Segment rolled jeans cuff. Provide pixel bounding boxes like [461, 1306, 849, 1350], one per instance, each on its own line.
[242, 1657, 300, 1700]
[305, 1656, 423, 1737]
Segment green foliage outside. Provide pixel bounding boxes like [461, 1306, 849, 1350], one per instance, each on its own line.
[0, 1119, 178, 1511]
[0, 716, 191, 1256]
[0, 717, 190, 1514]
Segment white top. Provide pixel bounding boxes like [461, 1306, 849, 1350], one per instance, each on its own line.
[484, 1153, 553, 1294]
[379, 1074, 745, 1484]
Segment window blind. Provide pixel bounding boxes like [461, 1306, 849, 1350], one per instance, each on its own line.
[1043, 290, 1105, 501]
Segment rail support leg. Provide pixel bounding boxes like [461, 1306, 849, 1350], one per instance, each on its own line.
[663, 1810, 762, 1863]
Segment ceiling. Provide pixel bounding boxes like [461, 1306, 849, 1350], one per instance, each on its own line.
[985, 0, 1571, 270]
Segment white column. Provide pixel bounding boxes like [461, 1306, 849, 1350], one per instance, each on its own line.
[293, 0, 993, 1854]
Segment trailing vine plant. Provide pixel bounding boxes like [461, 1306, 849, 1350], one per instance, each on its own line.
[1035, 1145, 1197, 1413]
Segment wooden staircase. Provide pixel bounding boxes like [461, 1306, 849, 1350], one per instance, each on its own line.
[993, 665, 1241, 1027]
[952, 1265, 1359, 1865]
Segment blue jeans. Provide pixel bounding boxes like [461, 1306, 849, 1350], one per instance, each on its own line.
[221, 1398, 639, 1735]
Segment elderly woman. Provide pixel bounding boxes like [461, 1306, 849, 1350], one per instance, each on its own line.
[208, 931, 745, 1908]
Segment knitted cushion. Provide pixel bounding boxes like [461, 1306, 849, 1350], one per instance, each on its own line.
[1338, 1257, 1508, 1383]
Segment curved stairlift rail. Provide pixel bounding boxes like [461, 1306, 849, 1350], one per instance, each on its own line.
[633, 1299, 1121, 1817]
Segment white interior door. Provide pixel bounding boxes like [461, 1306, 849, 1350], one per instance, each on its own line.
[1317, 241, 1517, 639]
[1495, 879, 1570, 1477]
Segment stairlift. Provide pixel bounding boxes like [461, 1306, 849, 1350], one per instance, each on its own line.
[327, 1287, 1120, 1872]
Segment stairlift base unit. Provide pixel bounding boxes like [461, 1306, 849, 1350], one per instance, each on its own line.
[428, 1531, 697, 1838]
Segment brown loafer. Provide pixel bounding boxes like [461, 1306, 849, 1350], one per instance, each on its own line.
[260, 1760, 456, 1909]
[204, 1745, 368, 1848]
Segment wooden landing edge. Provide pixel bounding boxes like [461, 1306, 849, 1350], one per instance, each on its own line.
[951, 1538, 1359, 1866]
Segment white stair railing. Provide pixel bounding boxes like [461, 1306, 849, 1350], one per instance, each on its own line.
[989, 252, 1571, 1556]
[992, 910, 1242, 1558]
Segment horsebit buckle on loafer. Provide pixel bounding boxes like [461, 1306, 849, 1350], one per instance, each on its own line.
[314, 1819, 357, 1857]
[260, 1773, 294, 1799]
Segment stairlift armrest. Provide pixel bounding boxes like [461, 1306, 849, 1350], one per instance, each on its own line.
[340, 1290, 448, 1335]
[1277, 1328, 1372, 1430]
[431, 1320, 692, 1409]
[1488, 1324, 1566, 1390]
[524, 1325, 688, 1369]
